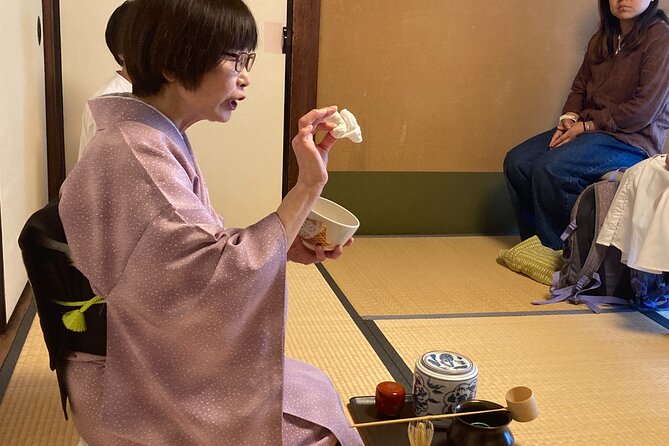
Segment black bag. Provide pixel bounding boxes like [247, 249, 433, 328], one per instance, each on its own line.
[534, 180, 632, 312]
[534, 179, 669, 312]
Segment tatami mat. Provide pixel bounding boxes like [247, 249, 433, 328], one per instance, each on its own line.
[322, 236, 573, 317]
[0, 318, 80, 446]
[377, 312, 669, 445]
[4, 237, 665, 445]
[286, 263, 392, 403]
[0, 263, 389, 444]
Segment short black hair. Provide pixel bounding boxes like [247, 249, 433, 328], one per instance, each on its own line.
[122, 0, 258, 97]
[105, 1, 131, 66]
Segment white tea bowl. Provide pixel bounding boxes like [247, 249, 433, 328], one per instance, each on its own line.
[298, 196, 359, 251]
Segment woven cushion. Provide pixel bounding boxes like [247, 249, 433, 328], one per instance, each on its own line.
[498, 236, 564, 285]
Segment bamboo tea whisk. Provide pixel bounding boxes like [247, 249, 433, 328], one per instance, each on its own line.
[407, 420, 434, 446]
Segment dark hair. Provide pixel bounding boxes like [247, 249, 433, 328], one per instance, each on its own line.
[122, 0, 258, 97]
[105, 1, 131, 66]
[592, 0, 669, 61]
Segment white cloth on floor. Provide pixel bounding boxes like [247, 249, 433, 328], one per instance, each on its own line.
[596, 155, 669, 274]
[325, 109, 363, 143]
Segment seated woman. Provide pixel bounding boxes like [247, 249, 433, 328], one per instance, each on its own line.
[58, 0, 361, 444]
[503, 0, 669, 250]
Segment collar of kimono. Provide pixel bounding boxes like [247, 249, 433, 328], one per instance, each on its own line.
[89, 93, 186, 147]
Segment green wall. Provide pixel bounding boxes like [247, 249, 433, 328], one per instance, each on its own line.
[322, 172, 518, 235]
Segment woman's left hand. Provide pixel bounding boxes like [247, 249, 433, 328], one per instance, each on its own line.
[287, 237, 354, 264]
[549, 121, 586, 148]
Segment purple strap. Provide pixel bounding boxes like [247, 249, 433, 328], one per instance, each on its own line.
[560, 219, 577, 242]
[534, 272, 630, 313]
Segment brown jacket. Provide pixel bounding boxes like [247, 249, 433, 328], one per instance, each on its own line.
[563, 19, 669, 156]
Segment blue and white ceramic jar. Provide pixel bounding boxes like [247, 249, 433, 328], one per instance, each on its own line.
[412, 351, 478, 428]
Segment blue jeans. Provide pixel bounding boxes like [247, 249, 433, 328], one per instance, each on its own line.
[503, 129, 647, 249]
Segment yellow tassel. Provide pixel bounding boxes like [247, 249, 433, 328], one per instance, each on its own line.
[62, 310, 87, 332]
[52, 295, 106, 332]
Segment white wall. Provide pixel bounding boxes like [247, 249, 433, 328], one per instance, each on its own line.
[0, 0, 49, 322]
[188, 0, 287, 228]
[61, 0, 287, 228]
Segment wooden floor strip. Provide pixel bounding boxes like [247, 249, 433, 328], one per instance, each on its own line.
[0, 299, 36, 404]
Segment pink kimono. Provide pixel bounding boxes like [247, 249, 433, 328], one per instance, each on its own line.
[59, 95, 362, 446]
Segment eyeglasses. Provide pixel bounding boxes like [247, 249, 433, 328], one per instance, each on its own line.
[222, 51, 256, 72]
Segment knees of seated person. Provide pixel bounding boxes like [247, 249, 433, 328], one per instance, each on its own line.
[529, 167, 577, 219]
[503, 154, 535, 199]
[503, 148, 529, 178]
[503, 161, 518, 185]
[503, 131, 556, 183]
[529, 160, 565, 191]
[526, 148, 589, 191]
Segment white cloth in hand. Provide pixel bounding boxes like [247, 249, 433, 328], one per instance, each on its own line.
[324, 109, 363, 143]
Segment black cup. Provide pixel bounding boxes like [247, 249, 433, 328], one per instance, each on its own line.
[446, 400, 514, 446]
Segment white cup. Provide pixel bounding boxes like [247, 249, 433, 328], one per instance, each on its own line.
[413, 351, 479, 428]
[299, 196, 360, 251]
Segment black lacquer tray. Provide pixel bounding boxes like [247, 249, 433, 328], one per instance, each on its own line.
[348, 396, 449, 446]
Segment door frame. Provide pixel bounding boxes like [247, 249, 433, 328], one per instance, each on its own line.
[0, 204, 4, 331]
[283, 0, 321, 195]
[42, 0, 66, 201]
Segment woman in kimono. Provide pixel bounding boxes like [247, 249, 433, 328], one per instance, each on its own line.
[59, 0, 362, 444]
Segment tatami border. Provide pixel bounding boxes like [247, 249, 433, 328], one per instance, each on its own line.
[362, 308, 636, 320]
[0, 302, 36, 404]
[641, 310, 669, 329]
[317, 261, 669, 393]
[315, 263, 414, 388]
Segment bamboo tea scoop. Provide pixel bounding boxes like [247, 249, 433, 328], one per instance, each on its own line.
[351, 386, 539, 429]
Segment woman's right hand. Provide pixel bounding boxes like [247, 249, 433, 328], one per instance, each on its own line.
[276, 106, 340, 251]
[549, 128, 564, 148]
[549, 119, 575, 148]
[291, 106, 339, 190]
[550, 120, 587, 148]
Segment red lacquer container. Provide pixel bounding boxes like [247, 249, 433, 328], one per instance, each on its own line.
[375, 381, 406, 418]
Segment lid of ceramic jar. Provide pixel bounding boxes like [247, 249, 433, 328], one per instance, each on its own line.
[419, 351, 475, 376]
